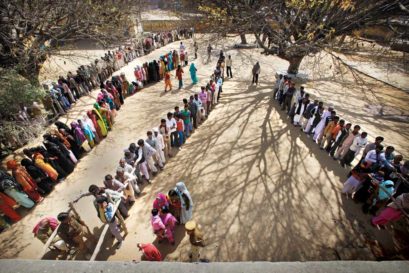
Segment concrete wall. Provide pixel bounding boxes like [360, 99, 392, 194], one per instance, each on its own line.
[0, 260, 408, 273]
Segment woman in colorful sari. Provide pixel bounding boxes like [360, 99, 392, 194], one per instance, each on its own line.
[173, 50, 179, 68]
[105, 81, 121, 110]
[100, 101, 114, 127]
[167, 189, 182, 222]
[82, 114, 100, 144]
[175, 181, 193, 224]
[6, 160, 43, 202]
[21, 159, 53, 194]
[43, 133, 77, 169]
[94, 103, 111, 131]
[78, 119, 96, 148]
[0, 192, 22, 222]
[160, 206, 177, 245]
[189, 63, 198, 85]
[88, 110, 107, 138]
[153, 193, 169, 211]
[71, 121, 91, 152]
[50, 129, 71, 150]
[159, 58, 165, 79]
[0, 170, 34, 208]
[59, 128, 82, 159]
[32, 151, 59, 182]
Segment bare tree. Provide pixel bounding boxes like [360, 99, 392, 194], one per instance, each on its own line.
[0, 0, 136, 85]
[199, 0, 409, 74]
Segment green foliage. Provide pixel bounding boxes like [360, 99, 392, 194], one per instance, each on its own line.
[0, 69, 45, 118]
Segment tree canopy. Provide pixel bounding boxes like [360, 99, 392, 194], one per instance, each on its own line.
[0, 0, 135, 85]
[199, 0, 409, 74]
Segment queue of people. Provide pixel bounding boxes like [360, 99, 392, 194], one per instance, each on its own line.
[0, 34, 196, 231]
[272, 73, 409, 228]
[5, 48, 221, 260]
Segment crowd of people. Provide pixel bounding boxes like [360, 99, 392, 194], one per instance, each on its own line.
[1, 42, 224, 262]
[271, 73, 409, 227]
[0, 30, 196, 230]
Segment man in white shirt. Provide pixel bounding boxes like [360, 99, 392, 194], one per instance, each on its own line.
[166, 112, 178, 147]
[226, 55, 233, 78]
[146, 131, 164, 168]
[153, 127, 166, 165]
[364, 144, 394, 170]
[118, 158, 140, 192]
[136, 139, 158, 178]
[340, 132, 368, 167]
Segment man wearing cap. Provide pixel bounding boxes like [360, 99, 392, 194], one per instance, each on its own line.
[57, 211, 93, 254]
[153, 128, 166, 165]
[185, 220, 205, 262]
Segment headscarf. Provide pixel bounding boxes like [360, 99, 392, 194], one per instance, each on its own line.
[32, 216, 59, 236]
[6, 160, 18, 170]
[176, 181, 193, 207]
[55, 121, 72, 135]
[71, 121, 87, 144]
[189, 63, 196, 73]
[153, 193, 169, 210]
[0, 170, 20, 191]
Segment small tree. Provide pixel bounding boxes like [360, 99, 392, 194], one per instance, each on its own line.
[0, 0, 136, 85]
[199, 0, 409, 74]
[0, 69, 45, 119]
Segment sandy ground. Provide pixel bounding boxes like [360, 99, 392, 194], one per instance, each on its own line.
[0, 35, 408, 262]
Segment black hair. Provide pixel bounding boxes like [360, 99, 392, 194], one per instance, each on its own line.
[137, 139, 144, 146]
[57, 212, 69, 221]
[151, 208, 159, 216]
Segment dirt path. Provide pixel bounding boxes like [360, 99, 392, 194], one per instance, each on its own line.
[0, 35, 408, 261]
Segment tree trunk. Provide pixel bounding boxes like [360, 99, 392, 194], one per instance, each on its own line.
[240, 33, 247, 44]
[17, 54, 43, 86]
[287, 55, 304, 75]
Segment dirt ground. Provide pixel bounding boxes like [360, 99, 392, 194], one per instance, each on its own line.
[0, 35, 408, 262]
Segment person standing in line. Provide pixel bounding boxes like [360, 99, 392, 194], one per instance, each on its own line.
[226, 55, 233, 78]
[153, 128, 166, 165]
[185, 220, 205, 262]
[361, 136, 384, 160]
[146, 131, 164, 168]
[137, 139, 161, 175]
[176, 65, 184, 89]
[164, 71, 172, 92]
[198, 87, 208, 117]
[252, 62, 261, 85]
[329, 123, 351, 157]
[159, 118, 171, 158]
[166, 112, 178, 148]
[181, 104, 192, 138]
[340, 132, 368, 167]
[333, 125, 360, 160]
[176, 181, 193, 224]
[95, 196, 124, 249]
[188, 96, 198, 129]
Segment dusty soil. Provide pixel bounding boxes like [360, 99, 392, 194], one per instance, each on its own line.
[0, 35, 408, 262]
